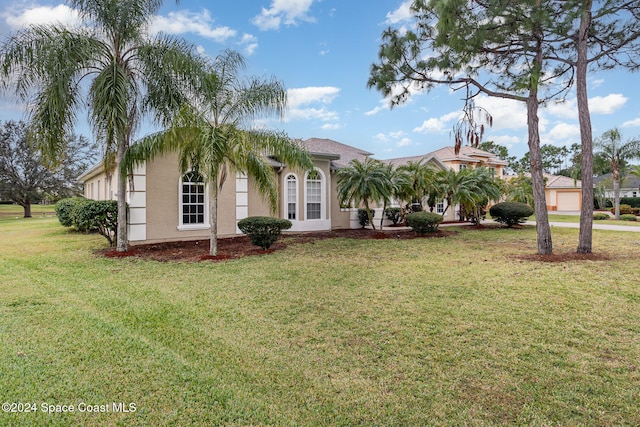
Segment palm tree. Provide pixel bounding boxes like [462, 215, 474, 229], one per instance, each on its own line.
[337, 158, 392, 230]
[594, 129, 640, 219]
[1, 0, 205, 252]
[436, 167, 502, 221]
[122, 50, 313, 256]
[378, 163, 411, 228]
[396, 159, 438, 211]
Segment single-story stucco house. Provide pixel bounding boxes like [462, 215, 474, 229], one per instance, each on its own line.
[78, 138, 578, 245]
[593, 173, 640, 199]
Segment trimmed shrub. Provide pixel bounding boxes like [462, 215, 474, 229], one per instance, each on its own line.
[489, 202, 534, 227]
[620, 214, 637, 222]
[593, 212, 610, 221]
[612, 204, 634, 215]
[55, 197, 86, 227]
[237, 216, 292, 250]
[384, 207, 402, 225]
[357, 208, 375, 228]
[405, 211, 443, 234]
[72, 200, 118, 245]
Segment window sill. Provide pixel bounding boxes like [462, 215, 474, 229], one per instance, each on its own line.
[177, 224, 210, 231]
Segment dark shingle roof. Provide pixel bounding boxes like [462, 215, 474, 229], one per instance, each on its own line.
[301, 138, 372, 168]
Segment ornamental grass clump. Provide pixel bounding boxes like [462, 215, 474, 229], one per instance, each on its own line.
[405, 211, 443, 234]
[237, 216, 292, 250]
[489, 202, 534, 227]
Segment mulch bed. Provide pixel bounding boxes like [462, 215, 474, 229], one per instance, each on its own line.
[98, 224, 613, 263]
[98, 227, 454, 262]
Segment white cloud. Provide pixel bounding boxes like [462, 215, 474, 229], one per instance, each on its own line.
[545, 123, 581, 143]
[413, 111, 460, 133]
[252, 0, 315, 31]
[385, 1, 413, 25]
[285, 86, 340, 124]
[5, 5, 79, 29]
[544, 98, 577, 120]
[240, 34, 258, 56]
[287, 86, 340, 108]
[622, 117, 640, 128]
[397, 137, 412, 147]
[365, 105, 386, 116]
[489, 134, 521, 149]
[588, 94, 627, 114]
[475, 96, 528, 131]
[321, 123, 341, 130]
[150, 10, 236, 43]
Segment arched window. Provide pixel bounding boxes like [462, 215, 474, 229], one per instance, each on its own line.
[305, 169, 323, 220]
[285, 174, 298, 220]
[180, 171, 206, 226]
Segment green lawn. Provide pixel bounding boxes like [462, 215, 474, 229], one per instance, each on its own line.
[0, 204, 56, 220]
[1, 215, 640, 426]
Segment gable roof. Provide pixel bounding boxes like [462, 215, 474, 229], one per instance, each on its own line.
[383, 145, 508, 168]
[544, 174, 581, 188]
[301, 138, 372, 168]
[593, 173, 640, 189]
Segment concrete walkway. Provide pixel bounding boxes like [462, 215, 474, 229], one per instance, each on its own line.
[524, 220, 640, 232]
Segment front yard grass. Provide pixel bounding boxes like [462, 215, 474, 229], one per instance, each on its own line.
[1, 216, 640, 426]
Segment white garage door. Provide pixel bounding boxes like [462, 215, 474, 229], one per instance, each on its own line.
[557, 192, 581, 211]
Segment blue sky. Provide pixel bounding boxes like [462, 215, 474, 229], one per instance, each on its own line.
[1, 0, 639, 160]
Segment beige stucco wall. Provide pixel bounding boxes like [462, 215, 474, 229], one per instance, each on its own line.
[143, 153, 239, 244]
[82, 168, 116, 201]
[545, 188, 582, 211]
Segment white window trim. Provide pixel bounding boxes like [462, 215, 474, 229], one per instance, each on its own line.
[177, 171, 210, 231]
[283, 173, 299, 221]
[304, 168, 326, 221]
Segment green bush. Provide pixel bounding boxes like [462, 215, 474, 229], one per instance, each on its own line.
[612, 204, 634, 215]
[489, 202, 534, 227]
[237, 216, 292, 250]
[384, 207, 402, 225]
[593, 212, 610, 221]
[357, 208, 375, 228]
[72, 200, 119, 245]
[69, 198, 94, 232]
[405, 211, 443, 234]
[55, 197, 86, 227]
[619, 214, 637, 221]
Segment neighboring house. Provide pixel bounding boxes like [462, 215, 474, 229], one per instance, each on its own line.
[593, 173, 640, 199]
[385, 146, 508, 219]
[541, 174, 582, 212]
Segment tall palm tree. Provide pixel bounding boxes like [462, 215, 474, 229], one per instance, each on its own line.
[122, 50, 313, 256]
[337, 158, 392, 230]
[1, 0, 205, 252]
[594, 128, 640, 219]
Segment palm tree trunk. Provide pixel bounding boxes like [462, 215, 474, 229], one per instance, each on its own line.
[365, 200, 376, 230]
[116, 142, 128, 252]
[613, 168, 621, 219]
[577, 0, 594, 254]
[527, 63, 552, 255]
[380, 201, 387, 229]
[209, 177, 218, 256]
